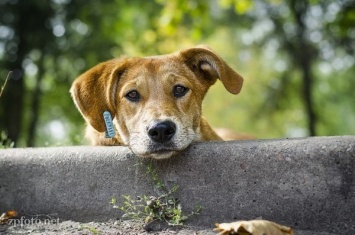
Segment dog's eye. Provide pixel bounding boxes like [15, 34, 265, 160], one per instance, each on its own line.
[173, 85, 189, 98]
[125, 90, 140, 102]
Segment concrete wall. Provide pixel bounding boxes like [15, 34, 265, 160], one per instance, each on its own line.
[0, 136, 354, 234]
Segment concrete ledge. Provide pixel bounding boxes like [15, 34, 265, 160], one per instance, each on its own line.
[0, 136, 354, 234]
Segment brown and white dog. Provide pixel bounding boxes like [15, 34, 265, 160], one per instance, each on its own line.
[70, 46, 244, 159]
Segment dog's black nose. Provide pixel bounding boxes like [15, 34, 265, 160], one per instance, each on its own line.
[148, 121, 176, 143]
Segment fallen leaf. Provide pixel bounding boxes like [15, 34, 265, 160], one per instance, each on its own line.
[0, 210, 18, 225]
[214, 219, 294, 235]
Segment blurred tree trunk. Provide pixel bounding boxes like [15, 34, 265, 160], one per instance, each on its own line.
[1, 21, 27, 147]
[290, 0, 317, 136]
[298, 43, 316, 136]
[27, 55, 45, 147]
[2, 69, 24, 147]
[267, 0, 318, 136]
[0, 2, 55, 146]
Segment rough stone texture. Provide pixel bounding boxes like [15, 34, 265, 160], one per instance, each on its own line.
[0, 136, 354, 235]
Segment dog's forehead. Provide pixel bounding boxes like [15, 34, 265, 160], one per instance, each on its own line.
[128, 55, 188, 77]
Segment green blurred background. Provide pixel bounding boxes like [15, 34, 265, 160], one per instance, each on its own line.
[0, 0, 354, 147]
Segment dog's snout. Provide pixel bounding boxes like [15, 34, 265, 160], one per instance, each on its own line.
[148, 121, 176, 143]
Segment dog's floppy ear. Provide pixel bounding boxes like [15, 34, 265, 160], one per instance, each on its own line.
[179, 46, 243, 94]
[70, 59, 127, 132]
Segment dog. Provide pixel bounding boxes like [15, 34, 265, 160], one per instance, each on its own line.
[70, 46, 244, 159]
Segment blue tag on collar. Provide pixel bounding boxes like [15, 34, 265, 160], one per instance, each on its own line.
[103, 111, 116, 138]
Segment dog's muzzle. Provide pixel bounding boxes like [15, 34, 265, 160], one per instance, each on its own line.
[144, 120, 178, 158]
[148, 120, 176, 143]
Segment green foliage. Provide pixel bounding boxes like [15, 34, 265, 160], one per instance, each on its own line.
[0, 131, 14, 149]
[219, 0, 254, 14]
[111, 163, 201, 227]
[0, 0, 354, 146]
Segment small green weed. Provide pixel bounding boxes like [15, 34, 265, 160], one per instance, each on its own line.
[111, 163, 201, 227]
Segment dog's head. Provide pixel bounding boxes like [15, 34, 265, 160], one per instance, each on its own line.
[71, 46, 243, 159]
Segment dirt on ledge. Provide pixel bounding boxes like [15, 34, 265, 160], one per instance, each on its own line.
[0, 219, 217, 235]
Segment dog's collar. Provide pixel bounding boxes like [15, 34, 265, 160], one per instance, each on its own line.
[103, 111, 116, 138]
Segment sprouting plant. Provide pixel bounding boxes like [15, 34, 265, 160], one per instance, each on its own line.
[111, 163, 201, 227]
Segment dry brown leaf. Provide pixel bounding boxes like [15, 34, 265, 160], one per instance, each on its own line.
[0, 210, 18, 225]
[214, 219, 294, 235]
